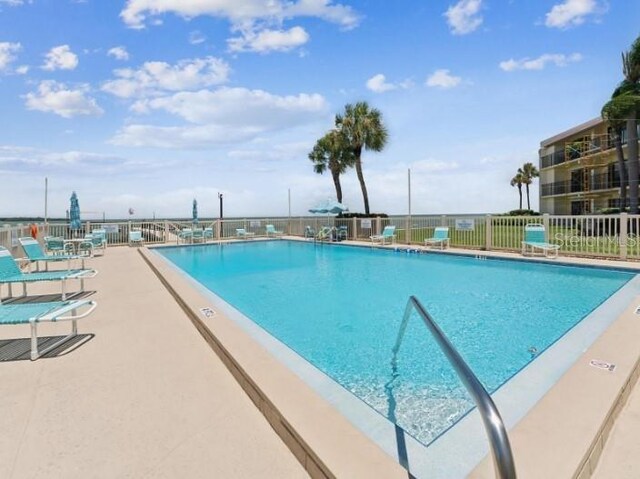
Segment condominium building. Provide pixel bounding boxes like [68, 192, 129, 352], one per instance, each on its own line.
[539, 117, 638, 215]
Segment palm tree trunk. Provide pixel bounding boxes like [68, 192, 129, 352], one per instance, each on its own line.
[354, 147, 370, 214]
[518, 185, 522, 210]
[525, 183, 531, 210]
[627, 116, 639, 214]
[331, 170, 343, 203]
[614, 129, 627, 208]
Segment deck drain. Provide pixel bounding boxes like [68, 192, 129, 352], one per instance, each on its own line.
[635, 305, 640, 315]
[589, 359, 616, 372]
[199, 307, 216, 318]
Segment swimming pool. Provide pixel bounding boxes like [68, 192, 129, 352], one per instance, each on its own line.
[157, 240, 635, 451]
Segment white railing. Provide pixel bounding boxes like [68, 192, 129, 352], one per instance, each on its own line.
[3, 214, 640, 261]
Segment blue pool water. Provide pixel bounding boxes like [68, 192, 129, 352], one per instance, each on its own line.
[158, 241, 634, 446]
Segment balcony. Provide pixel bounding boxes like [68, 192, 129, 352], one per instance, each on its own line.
[540, 173, 621, 197]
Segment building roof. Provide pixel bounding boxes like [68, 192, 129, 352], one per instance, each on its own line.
[540, 117, 603, 147]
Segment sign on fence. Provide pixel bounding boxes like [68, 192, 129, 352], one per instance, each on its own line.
[249, 220, 261, 228]
[455, 219, 475, 231]
[102, 224, 120, 233]
[361, 219, 372, 229]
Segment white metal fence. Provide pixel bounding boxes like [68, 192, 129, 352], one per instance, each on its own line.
[3, 214, 640, 260]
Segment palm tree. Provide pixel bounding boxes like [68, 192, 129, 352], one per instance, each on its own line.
[520, 162, 539, 211]
[308, 129, 354, 203]
[335, 102, 388, 215]
[510, 171, 525, 210]
[602, 84, 631, 209]
[621, 36, 640, 213]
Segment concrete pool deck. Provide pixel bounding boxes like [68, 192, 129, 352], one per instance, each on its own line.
[0, 247, 308, 479]
[1, 240, 640, 478]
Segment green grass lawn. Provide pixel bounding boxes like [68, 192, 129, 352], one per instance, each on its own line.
[391, 223, 635, 259]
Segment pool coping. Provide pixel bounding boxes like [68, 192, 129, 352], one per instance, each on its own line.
[141, 240, 640, 478]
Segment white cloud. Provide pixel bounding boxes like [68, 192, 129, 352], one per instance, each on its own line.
[0, 42, 21, 71]
[499, 53, 583, 71]
[0, 0, 29, 5]
[102, 56, 231, 98]
[111, 124, 261, 149]
[189, 30, 206, 45]
[425, 69, 462, 89]
[120, 0, 360, 30]
[366, 74, 396, 93]
[228, 26, 309, 53]
[15, 65, 29, 74]
[24, 80, 103, 118]
[42, 45, 78, 71]
[133, 87, 327, 124]
[107, 46, 130, 61]
[544, 0, 604, 29]
[113, 87, 328, 148]
[444, 0, 483, 35]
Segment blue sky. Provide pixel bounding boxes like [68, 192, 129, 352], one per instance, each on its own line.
[0, 0, 638, 219]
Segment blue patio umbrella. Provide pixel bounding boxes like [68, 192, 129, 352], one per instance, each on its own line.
[192, 198, 199, 225]
[69, 191, 81, 233]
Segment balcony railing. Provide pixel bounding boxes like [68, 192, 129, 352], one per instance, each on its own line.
[541, 173, 621, 197]
[540, 131, 640, 169]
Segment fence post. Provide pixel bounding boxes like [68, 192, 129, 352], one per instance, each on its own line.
[352, 217, 357, 240]
[164, 220, 169, 243]
[406, 215, 411, 245]
[441, 215, 447, 227]
[485, 215, 492, 250]
[376, 216, 381, 236]
[217, 220, 222, 240]
[86, 221, 91, 235]
[542, 213, 550, 242]
[620, 213, 628, 260]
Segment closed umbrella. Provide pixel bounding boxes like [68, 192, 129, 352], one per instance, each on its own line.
[69, 191, 81, 235]
[192, 198, 199, 225]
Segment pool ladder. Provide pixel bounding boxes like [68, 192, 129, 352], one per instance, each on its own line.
[391, 296, 517, 479]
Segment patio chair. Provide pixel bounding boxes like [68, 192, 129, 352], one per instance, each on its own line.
[316, 226, 335, 241]
[203, 227, 214, 241]
[424, 227, 450, 250]
[370, 225, 396, 245]
[0, 247, 97, 302]
[266, 224, 283, 237]
[91, 229, 107, 249]
[191, 229, 204, 243]
[337, 225, 348, 241]
[522, 224, 560, 258]
[304, 226, 316, 238]
[236, 228, 255, 239]
[44, 236, 66, 256]
[129, 230, 144, 247]
[18, 237, 85, 271]
[178, 228, 193, 243]
[0, 299, 97, 360]
[79, 234, 105, 257]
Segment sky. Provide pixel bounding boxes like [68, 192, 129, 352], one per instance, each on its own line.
[0, 0, 639, 219]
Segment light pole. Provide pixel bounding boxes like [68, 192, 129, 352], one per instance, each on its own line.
[218, 193, 224, 220]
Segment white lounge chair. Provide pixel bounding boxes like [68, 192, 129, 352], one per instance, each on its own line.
[0, 299, 97, 360]
[236, 228, 255, 239]
[521, 224, 559, 258]
[266, 224, 283, 237]
[424, 227, 450, 250]
[129, 230, 144, 247]
[370, 225, 396, 245]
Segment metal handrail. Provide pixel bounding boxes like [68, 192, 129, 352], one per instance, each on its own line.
[391, 296, 516, 479]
